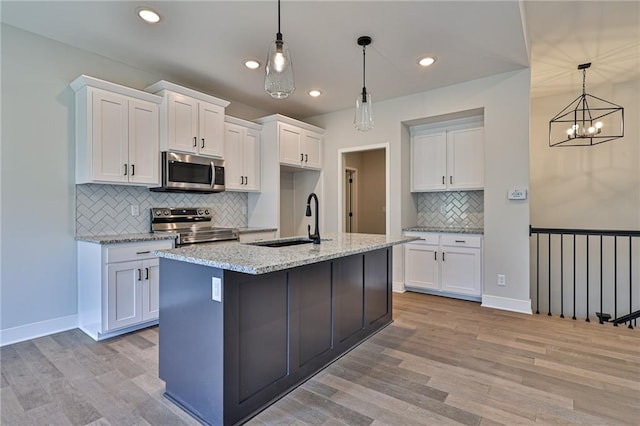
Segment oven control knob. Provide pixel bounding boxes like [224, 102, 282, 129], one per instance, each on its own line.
[163, 210, 169, 216]
[204, 209, 210, 215]
[155, 210, 161, 216]
[198, 210, 204, 216]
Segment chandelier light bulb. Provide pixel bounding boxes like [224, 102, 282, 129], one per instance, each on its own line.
[588, 126, 596, 134]
[595, 121, 603, 129]
[274, 50, 286, 72]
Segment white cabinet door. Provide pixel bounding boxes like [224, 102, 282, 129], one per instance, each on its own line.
[441, 246, 482, 296]
[244, 128, 261, 191]
[411, 133, 447, 191]
[447, 128, 484, 190]
[199, 101, 225, 158]
[279, 123, 303, 166]
[167, 93, 198, 153]
[224, 123, 245, 190]
[302, 131, 322, 169]
[91, 88, 129, 183]
[404, 243, 439, 290]
[128, 99, 159, 185]
[107, 261, 142, 331]
[141, 259, 160, 321]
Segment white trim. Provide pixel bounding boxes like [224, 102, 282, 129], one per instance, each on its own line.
[392, 281, 406, 293]
[70, 75, 162, 104]
[144, 80, 230, 107]
[344, 167, 359, 233]
[337, 143, 391, 235]
[224, 115, 262, 130]
[254, 114, 324, 133]
[481, 294, 532, 314]
[0, 315, 78, 347]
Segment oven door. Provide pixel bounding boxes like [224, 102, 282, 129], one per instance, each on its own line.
[161, 152, 224, 193]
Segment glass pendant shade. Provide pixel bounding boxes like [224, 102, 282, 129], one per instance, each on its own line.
[265, 36, 295, 99]
[354, 90, 373, 131]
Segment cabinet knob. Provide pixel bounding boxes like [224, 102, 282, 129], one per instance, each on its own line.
[442, 176, 445, 184]
[442, 252, 446, 262]
[193, 136, 197, 147]
[434, 251, 437, 260]
[305, 154, 308, 163]
[131, 164, 135, 176]
[201, 138, 205, 149]
[137, 269, 142, 281]
[124, 164, 128, 176]
[450, 176, 453, 184]
[145, 267, 149, 280]
[300, 153, 304, 161]
[245, 176, 248, 185]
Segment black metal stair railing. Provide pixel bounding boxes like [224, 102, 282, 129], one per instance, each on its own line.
[530, 226, 640, 329]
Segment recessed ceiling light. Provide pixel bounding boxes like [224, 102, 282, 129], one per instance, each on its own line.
[137, 8, 161, 24]
[308, 90, 322, 98]
[418, 56, 436, 67]
[244, 60, 260, 70]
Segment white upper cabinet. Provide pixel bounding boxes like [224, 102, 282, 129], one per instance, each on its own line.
[411, 120, 484, 192]
[224, 117, 262, 192]
[277, 122, 323, 170]
[72, 75, 161, 186]
[146, 80, 229, 158]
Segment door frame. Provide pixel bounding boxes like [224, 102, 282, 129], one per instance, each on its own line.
[344, 167, 358, 233]
[337, 143, 390, 234]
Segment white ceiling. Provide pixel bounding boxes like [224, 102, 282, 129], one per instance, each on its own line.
[2, 1, 638, 119]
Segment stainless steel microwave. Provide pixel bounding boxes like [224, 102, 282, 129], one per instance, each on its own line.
[151, 152, 225, 193]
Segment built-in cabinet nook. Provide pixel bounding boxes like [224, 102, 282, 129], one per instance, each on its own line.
[404, 109, 485, 301]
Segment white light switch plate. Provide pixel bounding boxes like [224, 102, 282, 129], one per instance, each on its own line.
[211, 277, 222, 302]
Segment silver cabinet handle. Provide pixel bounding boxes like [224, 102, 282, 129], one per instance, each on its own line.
[450, 176, 453, 184]
[193, 136, 197, 147]
[201, 138, 205, 148]
[124, 164, 128, 176]
[137, 269, 142, 281]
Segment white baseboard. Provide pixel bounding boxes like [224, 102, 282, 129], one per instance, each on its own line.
[392, 281, 406, 293]
[481, 294, 532, 315]
[0, 315, 78, 346]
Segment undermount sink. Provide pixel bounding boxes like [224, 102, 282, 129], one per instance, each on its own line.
[250, 238, 315, 248]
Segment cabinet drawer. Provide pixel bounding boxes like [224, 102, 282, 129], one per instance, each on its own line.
[403, 232, 439, 245]
[105, 240, 174, 263]
[440, 234, 482, 248]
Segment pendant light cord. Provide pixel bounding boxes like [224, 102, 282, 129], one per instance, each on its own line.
[277, 0, 282, 39]
[362, 44, 366, 90]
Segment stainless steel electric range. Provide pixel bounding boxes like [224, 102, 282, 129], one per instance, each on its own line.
[151, 207, 238, 246]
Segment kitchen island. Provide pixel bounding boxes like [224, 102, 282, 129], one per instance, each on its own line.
[153, 233, 415, 426]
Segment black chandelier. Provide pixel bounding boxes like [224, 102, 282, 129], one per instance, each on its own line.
[549, 63, 624, 147]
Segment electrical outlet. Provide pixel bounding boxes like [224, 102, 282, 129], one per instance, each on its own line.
[211, 277, 222, 302]
[130, 204, 139, 216]
[440, 204, 446, 214]
[497, 274, 506, 286]
[242, 206, 248, 215]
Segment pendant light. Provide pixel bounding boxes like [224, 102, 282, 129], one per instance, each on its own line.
[354, 36, 373, 131]
[265, 0, 294, 99]
[549, 63, 624, 147]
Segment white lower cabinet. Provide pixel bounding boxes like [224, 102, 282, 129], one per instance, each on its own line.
[78, 239, 173, 341]
[404, 232, 482, 299]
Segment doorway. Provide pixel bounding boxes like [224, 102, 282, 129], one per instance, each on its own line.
[340, 146, 388, 234]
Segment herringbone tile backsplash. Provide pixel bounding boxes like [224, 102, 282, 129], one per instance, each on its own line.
[416, 191, 484, 228]
[76, 184, 248, 236]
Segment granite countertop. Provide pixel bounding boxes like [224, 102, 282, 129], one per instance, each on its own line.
[403, 226, 484, 234]
[76, 233, 178, 244]
[153, 233, 418, 275]
[236, 227, 278, 234]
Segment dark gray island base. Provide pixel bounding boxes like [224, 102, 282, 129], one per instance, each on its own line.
[158, 244, 396, 426]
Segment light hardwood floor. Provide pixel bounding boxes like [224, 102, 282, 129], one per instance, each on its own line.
[1, 292, 638, 425]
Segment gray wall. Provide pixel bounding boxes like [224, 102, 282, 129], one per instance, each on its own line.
[0, 24, 266, 337]
[308, 69, 531, 312]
